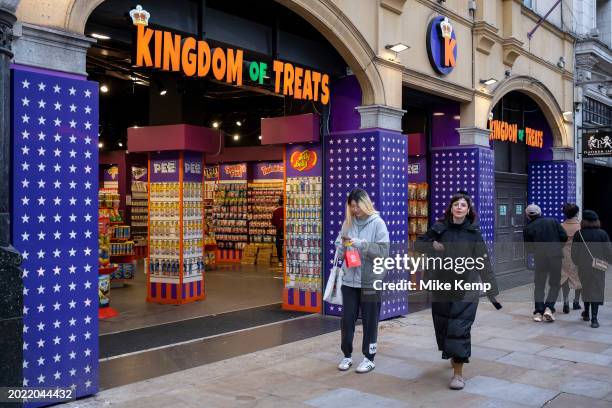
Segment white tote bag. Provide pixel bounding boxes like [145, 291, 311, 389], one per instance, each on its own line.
[323, 251, 344, 305]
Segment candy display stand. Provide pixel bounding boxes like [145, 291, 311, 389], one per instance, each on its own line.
[282, 144, 323, 313]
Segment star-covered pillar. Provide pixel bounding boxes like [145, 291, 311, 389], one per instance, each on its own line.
[430, 127, 495, 247]
[324, 78, 408, 319]
[528, 149, 576, 222]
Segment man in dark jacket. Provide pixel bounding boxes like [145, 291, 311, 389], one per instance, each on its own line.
[523, 204, 568, 322]
[271, 198, 284, 266]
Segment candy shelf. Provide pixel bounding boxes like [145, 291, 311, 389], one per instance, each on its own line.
[146, 152, 206, 304]
[248, 181, 283, 245]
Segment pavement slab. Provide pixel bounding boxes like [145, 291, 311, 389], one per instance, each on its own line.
[63, 284, 612, 408]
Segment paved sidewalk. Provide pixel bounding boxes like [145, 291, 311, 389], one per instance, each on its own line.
[69, 283, 612, 408]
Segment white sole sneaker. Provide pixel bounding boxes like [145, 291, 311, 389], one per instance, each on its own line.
[543, 308, 555, 322]
[356, 358, 375, 373]
[533, 313, 543, 322]
[338, 358, 352, 371]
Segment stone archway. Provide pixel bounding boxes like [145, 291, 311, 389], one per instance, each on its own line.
[488, 75, 570, 148]
[59, 0, 385, 107]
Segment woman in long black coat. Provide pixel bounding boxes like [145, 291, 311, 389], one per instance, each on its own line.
[415, 192, 499, 390]
[571, 210, 612, 328]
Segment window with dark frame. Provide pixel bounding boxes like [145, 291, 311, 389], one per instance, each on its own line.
[583, 97, 612, 126]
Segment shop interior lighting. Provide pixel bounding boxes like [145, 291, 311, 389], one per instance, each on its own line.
[480, 78, 498, 85]
[433, 112, 445, 116]
[385, 43, 410, 53]
[155, 79, 167, 96]
[98, 142, 104, 148]
[118, 142, 123, 147]
[233, 134, 240, 141]
[91, 33, 111, 40]
[212, 121, 219, 128]
[454, 115, 461, 120]
[258, 135, 262, 140]
[236, 120, 242, 127]
[159, 88, 167, 96]
[100, 84, 109, 93]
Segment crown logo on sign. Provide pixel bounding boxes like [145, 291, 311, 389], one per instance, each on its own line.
[440, 17, 453, 39]
[130, 5, 150, 26]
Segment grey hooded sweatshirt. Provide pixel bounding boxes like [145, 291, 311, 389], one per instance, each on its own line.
[335, 213, 390, 289]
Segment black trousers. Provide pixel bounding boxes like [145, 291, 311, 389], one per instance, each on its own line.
[534, 257, 562, 314]
[341, 285, 382, 361]
[275, 230, 283, 262]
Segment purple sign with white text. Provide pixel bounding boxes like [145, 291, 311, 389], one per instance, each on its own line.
[183, 152, 203, 182]
[150, 151, 180, 182]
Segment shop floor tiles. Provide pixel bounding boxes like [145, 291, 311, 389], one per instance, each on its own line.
[100, 262, 284, 335]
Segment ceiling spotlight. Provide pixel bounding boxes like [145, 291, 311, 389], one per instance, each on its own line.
[98, 142, 104, 148]
[453, 115, 461, 120]
[91, 33, 111, 40]
[433, 112, 445, 116]
[212, 121, 219, 128]
[155, 79, 167, 96]
[233, 134, 240, 141]
[479, 78, 498, 86]
[236, 121, 242, 127]
[100, 84, 109, 93]
[385, 43, 410, 53]
[258, 135, 262, 140]
[118, 142, 123, 147]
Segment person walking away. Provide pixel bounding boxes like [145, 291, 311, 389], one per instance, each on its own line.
[523, 204, 568, 322]
[335, 188, 389, 374]
[415, 192, 499, 390]
[571, 210, 612, 328]
[560, 203, 582, 313]
[271, 198, 284, 267]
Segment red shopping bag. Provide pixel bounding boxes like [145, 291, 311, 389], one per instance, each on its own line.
[344, 246, 362, 268]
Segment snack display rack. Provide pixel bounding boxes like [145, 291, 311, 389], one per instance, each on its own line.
[98, 216, 119, 319]
[408, 182, 429, 288]
[408, 182, 429, 247]
[248, 181, 283, 244]
[147, 151, 205, 304]
[283, 145, 323, 313]
[129, 166, 149, 258]
[214, 181, 248, 262]
[204, 165, 218, 268]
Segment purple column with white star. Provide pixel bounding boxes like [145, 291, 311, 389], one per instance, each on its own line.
[324, 129, 409, 319]
[528, 161, 576, 222]
[430, 147, 495, 246]
[11, 66, 99, 405]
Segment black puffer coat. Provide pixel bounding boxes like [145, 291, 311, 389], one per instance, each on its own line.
[415, 220, 499, 363]
[571, 227, 612, 304]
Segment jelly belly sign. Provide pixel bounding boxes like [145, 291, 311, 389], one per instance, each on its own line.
[488, 120, 543, 148]
[427, 16, 457, 75]
[220, 163, 247, 181]
[286, 143, 322, 178]
[133, 25, 330, 104]
[183, 152, 203, 182]
[253, 161, 284, 180]
[151, 152, 180, 182]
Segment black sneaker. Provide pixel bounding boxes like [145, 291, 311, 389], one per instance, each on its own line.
[591, 318, 600, 328]
[563, 302, 570, 314]
[581, 310, 590, 321]
[572, 301, 581, 310]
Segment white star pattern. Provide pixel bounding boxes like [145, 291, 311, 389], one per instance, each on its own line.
[12, 70, 98, 396]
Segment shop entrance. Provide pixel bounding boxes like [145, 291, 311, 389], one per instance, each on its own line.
[86, 0, 345, 359]
[490, 91, 549, 274]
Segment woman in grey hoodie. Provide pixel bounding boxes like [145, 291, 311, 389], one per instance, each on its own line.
[335, 188, 390, 374]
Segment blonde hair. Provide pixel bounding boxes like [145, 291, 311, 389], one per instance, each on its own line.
[342, 188, 376, 232]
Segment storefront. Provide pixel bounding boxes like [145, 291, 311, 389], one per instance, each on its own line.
[4, 0, 577, 403]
